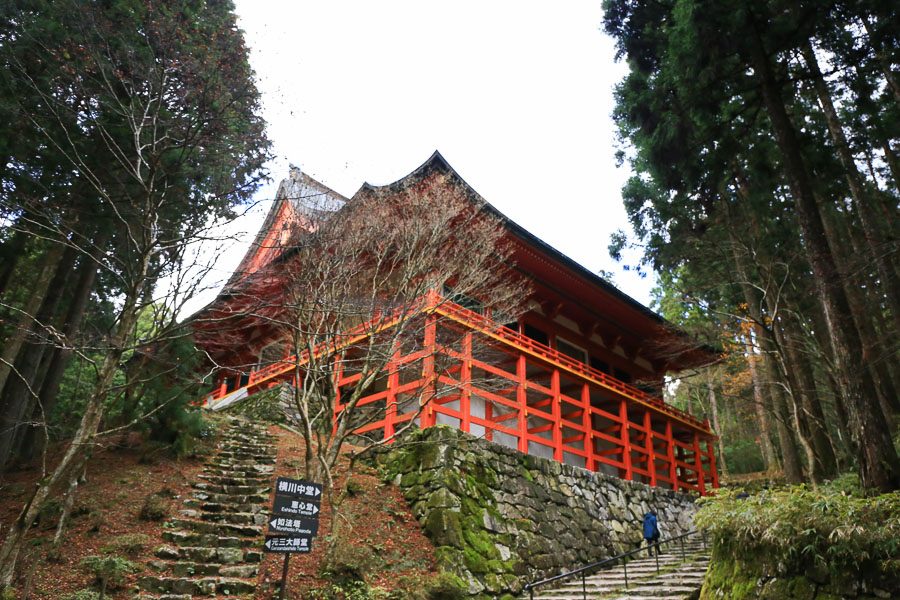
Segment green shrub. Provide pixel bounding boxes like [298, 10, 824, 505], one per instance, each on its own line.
[139, 493, 168, 521]
[695, 487, 900, 579]
[33, 498, 62, 529]
[390, 572, 468, 600]
[321, 539, 383, 584]
[80, 555, 139, 595]
[309, 581, 389, 600]
[102, 533, 151, 556]
[722, 440, 765, 475]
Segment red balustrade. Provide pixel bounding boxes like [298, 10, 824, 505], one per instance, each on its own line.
[206, 292, 718, 494]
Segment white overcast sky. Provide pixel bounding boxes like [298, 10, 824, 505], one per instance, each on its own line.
[185, 0, 652, 314]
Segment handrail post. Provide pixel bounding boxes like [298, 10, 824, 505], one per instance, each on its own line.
[655, 544, 660, 573]
[623, 560, 628, 589]
[680, 536, 686, 560]
[581, 571, 586, 599]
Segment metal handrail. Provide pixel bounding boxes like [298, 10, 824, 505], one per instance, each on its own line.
[523, 529, 707, 599]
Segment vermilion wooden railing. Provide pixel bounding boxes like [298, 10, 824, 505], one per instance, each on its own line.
[206, 291, 718, 493]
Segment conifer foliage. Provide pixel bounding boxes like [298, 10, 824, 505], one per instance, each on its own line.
[604, 0, 899, 491]
[0, 0, 269, 588]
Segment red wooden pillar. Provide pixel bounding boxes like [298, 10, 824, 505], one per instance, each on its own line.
[706, 439, 719, 489]
[460, 332, 472, 433]
[620, 399, 633, 481]
[385, 350, 400, 439]
[644, 411, 656, 487]
[419, 314, 438, 429]
[693, 432, 706, 495]
[581, 383, 595, 471]
[217, 379, 227, 399]
[550, 369, 563, 462]
[516, 353, 528, 453]
[665, 421, 678, 492]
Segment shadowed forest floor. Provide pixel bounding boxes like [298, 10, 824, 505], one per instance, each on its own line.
[0, 420, 438, 598]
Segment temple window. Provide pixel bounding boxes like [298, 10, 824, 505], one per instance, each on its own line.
[556, 337, 588, 364]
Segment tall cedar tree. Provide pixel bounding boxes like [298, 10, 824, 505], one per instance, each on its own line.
[0, 0, 269, 587]
[604, 0, 899, 491]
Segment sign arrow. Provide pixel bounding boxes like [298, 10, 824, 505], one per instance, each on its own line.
[268, 515, 319, 536]
[264, 535, 312, 553]
[274, 477, 323, 499]
[272, 494, 320, 517]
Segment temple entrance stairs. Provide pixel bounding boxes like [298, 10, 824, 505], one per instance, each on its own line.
[137, 416, 276, 598]
[526, 537, 709, 600]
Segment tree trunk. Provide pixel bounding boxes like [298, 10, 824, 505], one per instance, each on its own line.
[802, 41, 900, 338]
[881, 141, 900, 195]
[746, 18, 900, 491]
[744, 338, 779, 472]
[706, 377, 728, 477]
[18, 246, 104, 465]
[0, 247, 150, 588]
[820, 202, 900, 418]
[766, 308, 820, 482]
[0, 244, 77, 470]
[0, 245, 63, 406]
[726, 204, 803, 482]
[781, 313, 838, 479]
[0, 227, 30, 301]
[861, 17, 900, 106]
[52, 464, 86, 552]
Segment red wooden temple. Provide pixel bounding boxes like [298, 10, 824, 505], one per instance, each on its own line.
[192, 152, 719, 494]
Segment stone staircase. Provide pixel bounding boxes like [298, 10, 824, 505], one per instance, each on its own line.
[138, 416, 277, 598]
[526, 538, 709, 600]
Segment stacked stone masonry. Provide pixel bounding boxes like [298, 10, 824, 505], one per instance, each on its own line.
[375, 426, 699, 599]
[137, 416, 276, 598]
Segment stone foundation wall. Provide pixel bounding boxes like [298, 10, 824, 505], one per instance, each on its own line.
[374, 426, 698, 599]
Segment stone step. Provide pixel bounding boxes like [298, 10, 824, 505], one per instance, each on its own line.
[193, 482, 271, 496]
[192, 491, 270, 505]
[207, 461, 275, 473]
[169, 517, 262, 537]
[199, 511, 268, 526]
[165, 561, 259, 579]
[217, 441, 275, 449]
[198, 473, 270, 486]
[162, 530, 251, 549]
[185, 499, 266, 514]
[530, 552, 710, 600]
[139, 575, 256, 596]
[215, 452, 275, 463]
[155, 545, 262, 564]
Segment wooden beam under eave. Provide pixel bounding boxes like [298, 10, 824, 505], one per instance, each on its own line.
[578, 320, 600, 339]
[540, 299, 564, 320]
[600, 332, 621, 351]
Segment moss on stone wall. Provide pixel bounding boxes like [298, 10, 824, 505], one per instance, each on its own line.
[372, 426, 698, 598]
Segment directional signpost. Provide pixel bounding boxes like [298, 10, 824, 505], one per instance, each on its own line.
[266, 476, 323, 599]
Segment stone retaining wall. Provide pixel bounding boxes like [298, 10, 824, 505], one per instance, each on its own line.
[374, 426, 698, 599]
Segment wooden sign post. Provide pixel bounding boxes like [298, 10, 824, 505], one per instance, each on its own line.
[265, 477, 323, 599]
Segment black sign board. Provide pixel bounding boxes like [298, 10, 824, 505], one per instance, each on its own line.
[267, 478, 323, 600]
[274, 476, 323, 499]
[272, 494, 320, 517]
[268, 515, 320, 536]
[264, 535, 312, 553]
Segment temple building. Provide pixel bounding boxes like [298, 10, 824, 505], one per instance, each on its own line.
[193, 152, 719, 495]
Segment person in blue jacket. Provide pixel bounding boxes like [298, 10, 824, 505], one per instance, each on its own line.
[642, 511, 660, 557]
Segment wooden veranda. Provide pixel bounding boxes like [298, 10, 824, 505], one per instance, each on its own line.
[206, 292, 718, 495]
